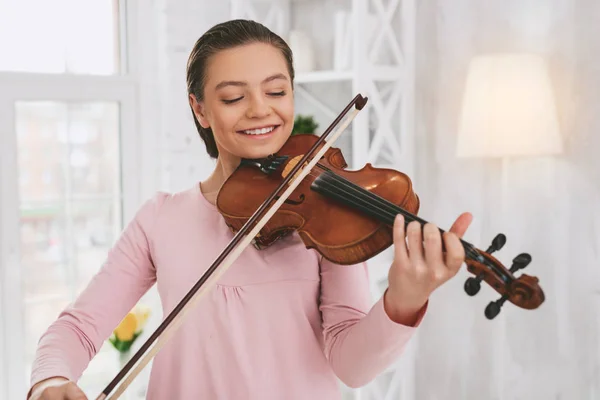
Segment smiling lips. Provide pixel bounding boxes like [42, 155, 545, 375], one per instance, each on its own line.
[238, 125, 279, 136]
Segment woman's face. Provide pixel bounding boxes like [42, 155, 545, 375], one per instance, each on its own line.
[190, 42, 295, 162]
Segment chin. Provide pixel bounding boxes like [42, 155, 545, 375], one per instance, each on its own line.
[237, 145, 282, 160]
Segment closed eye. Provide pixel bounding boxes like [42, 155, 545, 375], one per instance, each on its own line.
[222, 96, 243, 104]
[222, 91, 285, 105]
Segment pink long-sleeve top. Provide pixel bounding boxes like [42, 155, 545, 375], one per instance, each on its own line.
[30, 184, 426, 399]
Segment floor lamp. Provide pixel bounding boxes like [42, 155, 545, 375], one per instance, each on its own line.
[456, 53, 563, 212]
[455, 53, 563, 398]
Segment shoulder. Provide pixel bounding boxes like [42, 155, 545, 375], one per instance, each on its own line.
[134, 184, 207, 228]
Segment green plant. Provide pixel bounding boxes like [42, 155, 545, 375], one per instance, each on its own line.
[291, 114, 318, 135]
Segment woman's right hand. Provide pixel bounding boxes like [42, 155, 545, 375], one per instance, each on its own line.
[29, 377, 88, 400]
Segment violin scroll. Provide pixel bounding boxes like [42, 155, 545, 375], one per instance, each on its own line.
[463, 233, 545, 319]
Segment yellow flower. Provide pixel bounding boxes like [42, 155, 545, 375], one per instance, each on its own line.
[114, 313, 137, 341]
[113, 304, 152, 342]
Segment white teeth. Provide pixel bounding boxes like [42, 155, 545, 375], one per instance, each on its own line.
[242, 126, 275, 135]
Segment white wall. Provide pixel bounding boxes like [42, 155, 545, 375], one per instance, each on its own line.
[413, 0, 600, 399]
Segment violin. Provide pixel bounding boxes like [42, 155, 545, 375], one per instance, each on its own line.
[96, 94, 544, 399]
[218, 132, 545, 316]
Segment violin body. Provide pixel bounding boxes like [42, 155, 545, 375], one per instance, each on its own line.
[217, 134, 420, 265]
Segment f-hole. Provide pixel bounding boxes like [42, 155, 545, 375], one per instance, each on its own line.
[276, 193, 305, 205]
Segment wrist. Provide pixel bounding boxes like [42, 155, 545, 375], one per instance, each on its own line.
[383, 288, 427, 326]
[29, 377, 69, 399]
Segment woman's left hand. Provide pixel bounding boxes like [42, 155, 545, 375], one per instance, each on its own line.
[383, 212, 473, 325]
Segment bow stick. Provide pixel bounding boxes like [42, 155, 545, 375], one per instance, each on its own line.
[96, 94, 368, 399]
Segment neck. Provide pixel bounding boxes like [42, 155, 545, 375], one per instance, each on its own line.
[200, 153, 240, 206]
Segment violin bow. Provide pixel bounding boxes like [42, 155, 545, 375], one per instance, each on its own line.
[96, 94, 369, 399]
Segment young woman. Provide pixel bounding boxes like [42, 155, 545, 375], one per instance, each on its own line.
[28, 19, 472, 400]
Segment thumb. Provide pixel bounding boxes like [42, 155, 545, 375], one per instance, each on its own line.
[448, 212, 473, 238]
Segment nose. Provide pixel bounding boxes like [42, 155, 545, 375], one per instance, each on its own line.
[245, 94, 271, 119]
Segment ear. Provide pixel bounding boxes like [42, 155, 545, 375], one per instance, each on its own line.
[189, 94, 210, 129]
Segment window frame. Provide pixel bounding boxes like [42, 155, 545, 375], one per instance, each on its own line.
[0, 0, 153, 397]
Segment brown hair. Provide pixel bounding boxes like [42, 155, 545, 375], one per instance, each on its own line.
[186, 19, 295, 158]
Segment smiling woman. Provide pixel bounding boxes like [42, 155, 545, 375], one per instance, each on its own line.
[188, 40, 294, 158]
[192, 53, 293, 154]
[26, 18, 470, 400]
[185, 20, 297, 205]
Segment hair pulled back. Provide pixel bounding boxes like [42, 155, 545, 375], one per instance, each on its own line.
[186, 19, 295, 158]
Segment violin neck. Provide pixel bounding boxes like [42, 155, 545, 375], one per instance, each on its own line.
[311, 169, 482, 262]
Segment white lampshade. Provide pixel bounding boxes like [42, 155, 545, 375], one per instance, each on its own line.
[456, 53, 562, 158]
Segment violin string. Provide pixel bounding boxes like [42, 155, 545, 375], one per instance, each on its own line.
[315, 170, 482, 262]
[270, 161, 483, 262]
[300, 165, 483, 262]
[324, 168, 484, 262]
[300, 167, 430, 230]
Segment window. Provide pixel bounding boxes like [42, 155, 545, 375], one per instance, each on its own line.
[16, 101, 122, 376]
[0, 1, 145, 398]
[0, 0, 122, 75]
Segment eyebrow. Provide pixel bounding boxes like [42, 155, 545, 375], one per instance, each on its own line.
[214, 73, 288, 90]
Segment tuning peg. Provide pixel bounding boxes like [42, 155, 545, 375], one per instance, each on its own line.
[485, 294, 509, 319]
[464, 273, 484, 296]
[509, 253, 531, 273]
[485, 233, 506, 254]
[464, 234, 506, 297]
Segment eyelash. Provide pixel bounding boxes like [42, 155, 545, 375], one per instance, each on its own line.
[222, 91, 286, 105]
